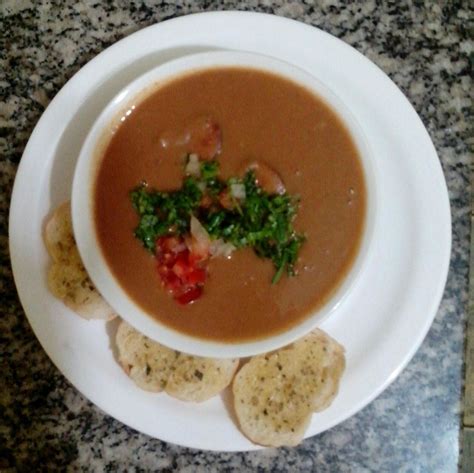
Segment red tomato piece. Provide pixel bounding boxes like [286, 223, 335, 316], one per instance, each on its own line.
[172, 253, 190, 278]
[176, 286, 203, 305]
[163, 272, 182, 292]
[157, 263, 169, 277]
[187, 267, 207, 285]
[154, 235, 208, 305]
[159, 235, 185, 254]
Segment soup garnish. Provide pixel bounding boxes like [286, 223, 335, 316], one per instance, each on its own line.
[131, 145, 305, 304]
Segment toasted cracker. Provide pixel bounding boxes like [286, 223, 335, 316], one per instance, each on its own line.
[165, 355, 238, 402]
[44, 201, 116, 321]
[310, 332, 345, 412]
[232, 329, 345, 447]
[116, 321, 179, 392]
[44, 201, 76, 263]
[116, 321, 238, 401]
[48, 259, 115, 320]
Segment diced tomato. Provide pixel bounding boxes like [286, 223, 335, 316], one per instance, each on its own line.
[155, 235, 209, 305]
[157, 235, 185, 254]
[164, 253, 177, 266]
[187, 267, 207, 285]
[171, 254, 189, 278]
[162, 272, 182, 292]
[176, 286, 203, 305]
[157, 263, 169, 277]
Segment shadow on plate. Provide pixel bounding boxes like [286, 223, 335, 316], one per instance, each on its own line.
[220, 365, 241, 429]
[105, 316, 122, 365]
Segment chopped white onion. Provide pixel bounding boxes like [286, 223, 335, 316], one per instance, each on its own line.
[185, 153, 201, 177]
[190, 215, 211, 254]
[230, 183, 246, 200]
[210, 239, 236, 259]
[190, 217, 235, 259]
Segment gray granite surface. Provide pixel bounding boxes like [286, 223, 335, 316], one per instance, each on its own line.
[0, 0, 472, 471]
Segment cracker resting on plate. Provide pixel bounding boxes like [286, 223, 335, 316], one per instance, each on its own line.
[44, 204, 346, 445]
[116, 321, 239, 402]
[44, 201, 116, 320]
[232, 329, 345, 447]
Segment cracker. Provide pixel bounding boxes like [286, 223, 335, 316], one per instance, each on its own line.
[116, 321, 238, 401]
[310, 332, 345, 412]
[48, 260, 115, 320]
[44, 201, 116, 320]
[232, 329, 345, 447]
[165, 355, 238, 402]
[44, 201, 76, 263]
[116, 321, 178, 392]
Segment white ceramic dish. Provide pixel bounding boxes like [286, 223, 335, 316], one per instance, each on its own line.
[9, 12, 450, 451]
[72, 50, 376, 359]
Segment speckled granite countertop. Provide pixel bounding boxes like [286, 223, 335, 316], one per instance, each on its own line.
[1, 1, 472, 471]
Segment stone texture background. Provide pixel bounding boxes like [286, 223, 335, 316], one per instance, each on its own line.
[0, 1, 471, 471]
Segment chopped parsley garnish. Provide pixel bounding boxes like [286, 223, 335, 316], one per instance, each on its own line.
[130, 158, 305, 283]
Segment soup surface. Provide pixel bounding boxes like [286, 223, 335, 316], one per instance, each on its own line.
[94, 67, 366, 342]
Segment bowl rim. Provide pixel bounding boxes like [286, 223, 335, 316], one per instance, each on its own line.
[72, 50, 376, 358]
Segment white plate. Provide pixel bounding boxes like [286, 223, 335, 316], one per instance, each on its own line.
[9, 12, 451, 451]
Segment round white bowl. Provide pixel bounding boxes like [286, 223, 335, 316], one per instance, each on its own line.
[72, 50, 376, 358]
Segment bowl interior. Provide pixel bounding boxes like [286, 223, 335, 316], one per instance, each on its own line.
[72, 50, 376, 358]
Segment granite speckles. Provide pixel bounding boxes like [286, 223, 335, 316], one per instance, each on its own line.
[1, 0, 472, 471]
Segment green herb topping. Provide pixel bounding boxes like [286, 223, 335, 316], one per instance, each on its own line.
[131, 157, 305, 284]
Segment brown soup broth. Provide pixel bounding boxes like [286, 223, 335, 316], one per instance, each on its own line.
[94, 68, 366, 342]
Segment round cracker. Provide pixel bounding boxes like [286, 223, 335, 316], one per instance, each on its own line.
[165, 355, 238, 402]
[232, 329, 345, 447]
[116, 321, 178, 392]
[116, 322, 238, 401]
[44, 201, 116, 321]
[44, 201, 76, 263]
